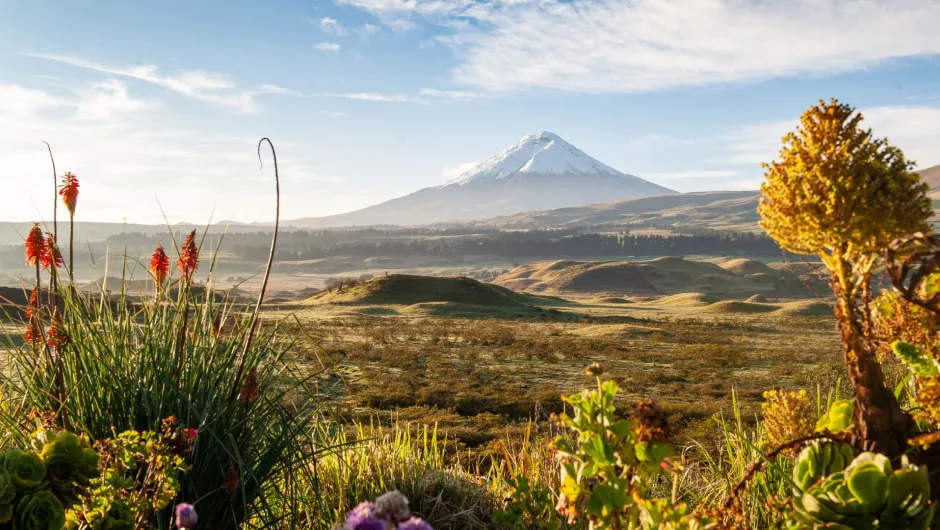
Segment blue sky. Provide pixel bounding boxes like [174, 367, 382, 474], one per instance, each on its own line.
[2, 0, 939, 224]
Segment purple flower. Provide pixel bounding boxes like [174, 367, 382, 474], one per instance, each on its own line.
[398, 517, 434, 530]
[344, 502, 387, 530]
[175, 503, 198, 529]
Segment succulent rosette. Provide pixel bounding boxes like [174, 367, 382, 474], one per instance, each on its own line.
[36, 432, 99, 507]
[2, 450, 47, 494]
[0, 471, 16, 523]
[15, 490, 65, 530]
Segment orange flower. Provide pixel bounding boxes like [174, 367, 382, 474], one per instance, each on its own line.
[26, 287, 41, 319]
[47, 316, 69, 347]
[42, 233, 63, 270]
[59, 172, 79, 215]
[25, 224, 46, 267]
[150, 243, 170, 285]
[177, 230, 199, 278]
[24, 319, 43, 346]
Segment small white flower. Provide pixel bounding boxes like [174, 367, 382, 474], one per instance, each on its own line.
[375, 490, 410, 522]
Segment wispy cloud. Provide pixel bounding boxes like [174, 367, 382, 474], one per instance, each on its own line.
[442, 161, 478, 178]
[0, 80, 336, 223]
[341, 0, 940, 94]
[717, 105, 940, 170]
[26, 53, 260, 113]
[417, 88, 486, 100]
[314, 42, 342, 52]
[258, 83, 302, 96]
[319, 16, 348, 36]
[358, 23, 382, 37]
[339, 92, 424, 103]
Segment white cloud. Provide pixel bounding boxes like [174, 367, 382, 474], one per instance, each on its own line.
[442, 161, 478, 178]
[339, 92, 423, 103]
[314, 42, 342, 52]
[319, 16, 348, 36]
[417, 88, 485, 100]
[718, 104, 940, 170]
[258, 84, 302, 96]
[341, 0, 940, 93]
[358, 23, 382, 36]
[26, 53, 260, 113]
[0, 81, 333, 224]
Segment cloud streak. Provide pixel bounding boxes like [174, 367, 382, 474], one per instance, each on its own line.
[26, 53, 261, 113]
[314, 42, 342, 52]
[341, 0, 940, 94]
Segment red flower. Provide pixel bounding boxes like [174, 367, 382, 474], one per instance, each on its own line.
[42, 233, 63, 270]
[150, 244, 170, 285]
[26, 288, 41, 319]
[24, 319, 43, 346]
[177, 230, 199, 278]
[59, 172, 79, 215]
[47, 316, 69, 347]
[25, 224, 46, 267]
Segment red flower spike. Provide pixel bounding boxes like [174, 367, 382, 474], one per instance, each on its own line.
[47, 316, 69, 347]
[25, 224, 45, 267]
[24, 319, 43, 346]
[59, 172, 79, 216]
[42, 233, 63, 270]
[26, 288, 41, 319]
[150, 244, 170, 285]
[177, 230, 199, 278]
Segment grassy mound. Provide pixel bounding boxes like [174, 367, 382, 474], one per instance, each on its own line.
[493, 258, 757, 296]
[702, 300, 780, 313]
[720, 258, 774, 275]
[586, 296, 633, 304]
[652, 292, 721, 307]
[306, 274, 536, 307]
[745, 294, 769, 303]
[775, 300, 833, 316]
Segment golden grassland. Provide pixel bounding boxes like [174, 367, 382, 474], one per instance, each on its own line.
[270, 288, 847, 457]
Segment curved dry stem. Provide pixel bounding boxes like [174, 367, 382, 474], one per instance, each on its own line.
[43, 141, 59, 311]
[232, 137, 280, 400]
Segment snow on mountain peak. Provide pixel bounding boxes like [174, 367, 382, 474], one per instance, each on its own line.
[449, 131, 622, 185]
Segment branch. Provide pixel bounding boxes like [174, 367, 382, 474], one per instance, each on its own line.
[720, 432, 848, 511]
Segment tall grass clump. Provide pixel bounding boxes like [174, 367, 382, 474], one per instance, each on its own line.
[301, 422, 496, 529]
[0, 139, 326, 529]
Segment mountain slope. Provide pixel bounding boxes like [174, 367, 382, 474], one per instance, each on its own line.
[452, 190, 761, 230]
[289, 132, 675, 227]
[916, 164, 940, 191]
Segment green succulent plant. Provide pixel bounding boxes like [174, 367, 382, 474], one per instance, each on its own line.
[37, 431, 100, 507]
[815, 400, 854, 434]
[0, 471, 17, 523]
[2, 450, 48, 494]
[789, 451, 933, 529]
[15, 490, 66, 530]
[792, 441, 855, 493]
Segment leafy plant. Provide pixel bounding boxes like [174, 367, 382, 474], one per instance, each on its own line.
[551, 364, 712, 530]
[66, 423, 193, 530]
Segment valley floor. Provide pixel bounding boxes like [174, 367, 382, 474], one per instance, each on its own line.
[271, 293, 845, 455]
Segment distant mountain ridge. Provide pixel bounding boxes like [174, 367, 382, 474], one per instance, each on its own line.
[288, 131, 675, 227]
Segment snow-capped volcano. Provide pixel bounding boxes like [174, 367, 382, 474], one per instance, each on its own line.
[449, 131, 622, 185]
[289, 132, 676, 227]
